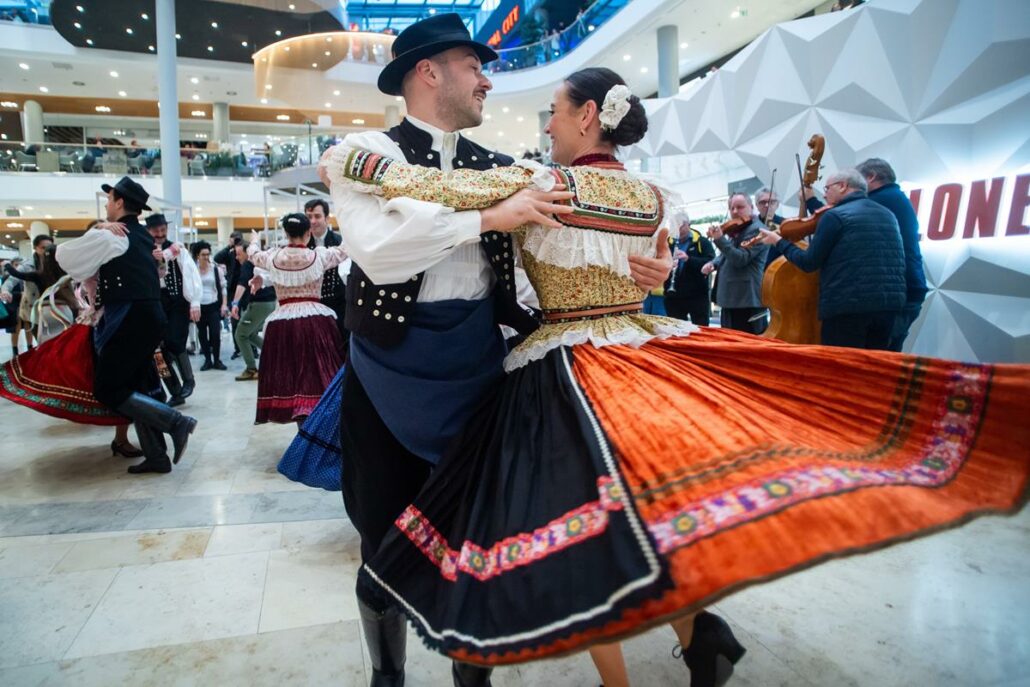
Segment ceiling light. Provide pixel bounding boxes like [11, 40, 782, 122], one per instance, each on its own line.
[176, 33, 181, 39]
[118, 90, 127, 97]
[260, 98, 268, 104]
[190, 77, 199, 84]
[502, 106, 510, 113]
[141, 13, 149, 20]
[191, 110, 206, 117]
[126, 27, 133, 35]
[76, 4, 84, 11]
[211, 21, 219, 28]
[311, 62, 318, 68]
[680, 42, 688, 49]
[484, 114, 492, 120]
[110, 70, 119, 78]
[497, 131, 504, 137]
[429, 8, 436, 15]
[588, 24, 595, 31]
[86, 38, 93, 45]
[516, 116, 524, 122]
[44, 215, 52, 219]
[640, 67, 648, 73]
[23, 207, 32, 211]
[265, 84, 272, 90]
[326, 37, 332, 43]
[289, 3, 296, 9]
[148, 45, 155, 51]
[8, 222, 23, 228]
[95, 105, 111, 112]
[192, 94, 200, 101]
[352, 118, 365, 125]
[276, 114, 290, 121]
[324, 102, 332, 108]
[324, 50, 331, 56]
[1, 101, 17, 108]
[19, 63, 29, 70]
[275, 30, 282, 36]
[39, 86, 49, 93]
[73, 21, 82, 29]
[623, 54, 631, 61]
[394, 96, 403, 102]
[333, 89, 340, 96]
[284, 46, 290, 52]
[241, 133, 247, 138]
[195, 133, 207, 139]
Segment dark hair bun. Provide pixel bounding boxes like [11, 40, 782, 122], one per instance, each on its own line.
[565, 67, 649, 148]
[281, 212, 311, 238]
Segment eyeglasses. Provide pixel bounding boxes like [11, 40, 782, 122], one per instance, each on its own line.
[822, 181, 846, 193]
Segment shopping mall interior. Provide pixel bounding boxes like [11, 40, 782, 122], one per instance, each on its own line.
[0, 1, 1027, 685]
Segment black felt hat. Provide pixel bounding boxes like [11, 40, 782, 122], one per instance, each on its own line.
[101, 176, 152, 211]
[144, 213, 167, 228]
[377, 13, 498, 96]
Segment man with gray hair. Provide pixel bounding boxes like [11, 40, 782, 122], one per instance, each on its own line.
[855, 158, 927, 351]
[755, 187, 785, 269]
[756, 168, 906, 349]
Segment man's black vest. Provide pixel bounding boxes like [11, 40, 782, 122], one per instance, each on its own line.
[97, 216, 161, 304]
[159, 239, 186, 302]
[308, 229, 344, 301]
[345, 119, 538, 348]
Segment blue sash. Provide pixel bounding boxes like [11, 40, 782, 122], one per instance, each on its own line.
[349, 298, 505, 465]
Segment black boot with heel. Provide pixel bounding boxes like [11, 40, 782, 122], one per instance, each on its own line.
[673, 611, 746, 687]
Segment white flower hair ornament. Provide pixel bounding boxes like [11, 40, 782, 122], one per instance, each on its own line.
[598, 84, 633, 132]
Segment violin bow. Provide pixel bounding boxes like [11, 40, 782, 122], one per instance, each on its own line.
[795, 153, 808, 219]
[762, 168, 777, 225]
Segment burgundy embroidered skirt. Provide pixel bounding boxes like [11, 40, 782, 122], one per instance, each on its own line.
[255, 314, 345, 424]
[0, 323, 125, 425]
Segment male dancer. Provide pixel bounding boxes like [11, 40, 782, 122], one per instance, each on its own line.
[320, 14, 672, 687]
[146, 213, 200, 406]
[56, 177, 197, 474]
[304, 198, 348, 344]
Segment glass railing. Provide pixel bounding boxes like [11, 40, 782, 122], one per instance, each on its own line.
[0, 138, 341, 178]
[484, 0, 629, 74]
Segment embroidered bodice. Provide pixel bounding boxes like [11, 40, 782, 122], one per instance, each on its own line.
[247, 244, 347, 322]
[326, 146, 696, 368]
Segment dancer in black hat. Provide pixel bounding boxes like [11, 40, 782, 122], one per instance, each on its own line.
[145, 213, 201, 407]
[319, 13, 673, 687]
[56, 177, 198, 474]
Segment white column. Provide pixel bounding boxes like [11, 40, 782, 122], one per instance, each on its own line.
[656, 25, 679, 98]
[384, 105, 401, 128]
[156, 0, 183, 229]
[213, 102, 230, 144]
[29, 221, 50, 240]
[22, 100, 44, 144]
[217, 217, 233, 247]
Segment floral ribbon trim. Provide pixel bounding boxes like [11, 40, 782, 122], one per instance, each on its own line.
[552, 167, 663, 236]
[0, 366, 114, 417]
[343, 149, 393, 186]
[648, 364, 992, 554]
[396, 477, 626, 582]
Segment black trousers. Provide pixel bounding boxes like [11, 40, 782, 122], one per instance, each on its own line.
[93, 301, 165, 409]
[721, 306, 767, 334]
[887, 302, 922, 352]
[197, 302, 222, 361]
[160, 295, 190, 355]
[339, 365, 432, 607]
[821, 310, 897, 350]
[665, 294, 711, 326]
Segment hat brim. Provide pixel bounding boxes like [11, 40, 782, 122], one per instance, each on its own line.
[378, 40, 499, 96]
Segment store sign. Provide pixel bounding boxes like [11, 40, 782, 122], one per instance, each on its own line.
[475, 1, 522, 49]
[907, 173, 1030, 240]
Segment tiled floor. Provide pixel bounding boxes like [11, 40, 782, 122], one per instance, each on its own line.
[1, 335, 1028, 686]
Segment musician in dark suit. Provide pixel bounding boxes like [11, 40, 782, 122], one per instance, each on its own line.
[703, 193, 770, 334]
[665, 213, 716, 325]
[56, 178, 198, 474]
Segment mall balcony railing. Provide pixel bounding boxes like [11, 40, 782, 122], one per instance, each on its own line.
[0, 138, 340, 178]
[0, 0, 51, 25]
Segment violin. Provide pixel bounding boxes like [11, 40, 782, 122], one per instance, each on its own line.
[708, 216, 749, 240]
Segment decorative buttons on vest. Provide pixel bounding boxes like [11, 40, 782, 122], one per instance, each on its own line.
[488, 153, 494, 159]
[426, 153, 433, 160]
[471, 155, 477, 161]
[492, 163, 498, 168]
[458, 160, 464, 166]
[361, 281, 366, 288]
[411, 275, 419, 281]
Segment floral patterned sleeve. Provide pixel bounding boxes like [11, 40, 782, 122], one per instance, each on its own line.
[323, 145, 557, 210]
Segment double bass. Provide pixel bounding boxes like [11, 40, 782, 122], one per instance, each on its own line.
[758, 134, 825, 344]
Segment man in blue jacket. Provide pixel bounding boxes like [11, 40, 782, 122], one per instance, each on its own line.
[757, 168, 906, 349]
[855, 158, 928, 351]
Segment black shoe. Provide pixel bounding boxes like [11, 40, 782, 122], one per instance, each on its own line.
[230, 351, 241, 360]
[452, 662, 493, 687]
[127, 457, 172, 474]
[674, 612, 746, 687]
[359, 598, 406, 687]
[200, 360, 213, 371]
[115, 392, 197, 465]
[167, 394, 185, 407]
[175, 352, 195, 398]
[212, 360, 227, 371]
[110, 440, 144, 458]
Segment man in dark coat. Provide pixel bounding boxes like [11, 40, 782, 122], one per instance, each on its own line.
[703, 193, 770, 334]
[759, 168, 906, 349]
[56, 178, 198, 474]
[304, 198, 348, 345]
[665, 213, 716, 325]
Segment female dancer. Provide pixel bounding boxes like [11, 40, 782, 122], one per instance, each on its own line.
[247, 213, 347, 425]
[323, 67, 1030, 687]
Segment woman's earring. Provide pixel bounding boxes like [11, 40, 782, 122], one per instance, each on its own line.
[579, 128, 586, 136]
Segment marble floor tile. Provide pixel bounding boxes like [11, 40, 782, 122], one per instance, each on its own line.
[54, 529, 212, 573]
[259, 546, 360, 633]
[247, 490, 346, 524]
[123, 493, 259, 531]
[2, 499, 148, 537]
[64, 551, 269, 659]
[0, 541, 74, 579]
[0, 621, 367, 687]
[0, 568, 118, 669]
[204, 522, 283, 558]
[174, 466, 237, 496]
[280, 517, 360, 553]
[229, 466, 309, 495]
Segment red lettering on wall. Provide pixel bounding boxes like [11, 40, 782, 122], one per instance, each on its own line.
[1007, 173, 1030, 236]
[963, 177, 1005, 238]
[909, 188, 922, 215]
[926, 183, 962, 241]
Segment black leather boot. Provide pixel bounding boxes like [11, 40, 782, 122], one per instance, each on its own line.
[452, 662, 493, 687]
[127, 422, 172, 474]
[163, 359, 185, 407]
[115, 392, 197, 465]
[674, 611, 746, 687]
[358, 598, 406, 687]
[176, 352, 196, 398]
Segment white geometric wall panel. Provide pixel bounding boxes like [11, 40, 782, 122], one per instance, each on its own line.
[632, 0, 1030, 363]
